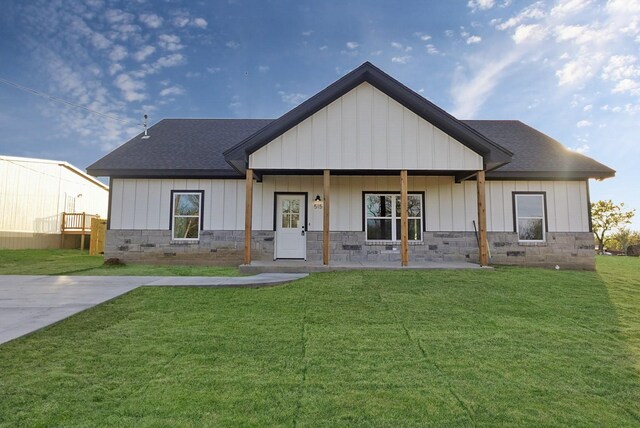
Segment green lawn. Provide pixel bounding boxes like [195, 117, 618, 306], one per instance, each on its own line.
[1, 257, 639, 426]
[0, 249, 239, 276]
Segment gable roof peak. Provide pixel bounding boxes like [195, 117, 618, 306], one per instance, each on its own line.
[224, 61, 513, 173]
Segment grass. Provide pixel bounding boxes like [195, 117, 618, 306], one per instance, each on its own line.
[0, 257, 639, 425]
[0, 249, 239, 276]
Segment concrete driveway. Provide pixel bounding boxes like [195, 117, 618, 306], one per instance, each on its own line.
[0, 273, 307, 345]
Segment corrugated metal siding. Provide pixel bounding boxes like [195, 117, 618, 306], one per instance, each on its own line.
[0, 158, 108, 248]
[249, 82, 483, 171]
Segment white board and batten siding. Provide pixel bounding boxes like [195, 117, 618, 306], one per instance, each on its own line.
[110, 177, 590, 234]
[485, 180, 590, 233]
[249, 82, 483, 172]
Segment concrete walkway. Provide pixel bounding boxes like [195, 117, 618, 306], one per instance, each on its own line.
[0, 273, 307, 345]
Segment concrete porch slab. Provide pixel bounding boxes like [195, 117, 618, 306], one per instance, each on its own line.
[239, 260, 487, 274]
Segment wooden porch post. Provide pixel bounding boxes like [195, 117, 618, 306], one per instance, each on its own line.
[400, 170, 409, 267]
[477, 170, 489, 266]
[244, 168, 253, 265]
[323, 169, 330, 265]
[80, 212, 86, 251]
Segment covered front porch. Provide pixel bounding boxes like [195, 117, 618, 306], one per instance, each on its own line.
[242, 169, 490, 268]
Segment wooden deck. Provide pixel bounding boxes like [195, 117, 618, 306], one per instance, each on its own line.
[60, 212, 101, 250]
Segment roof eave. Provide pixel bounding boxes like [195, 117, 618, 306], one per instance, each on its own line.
[86, 168, 243, 179]
[486, 170, 616, 180]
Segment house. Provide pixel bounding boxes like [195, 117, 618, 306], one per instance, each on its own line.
[87, 62, 614, 270]
[0, 155, 109, 249]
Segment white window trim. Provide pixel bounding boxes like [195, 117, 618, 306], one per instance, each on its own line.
[514, 193, 546, 243]
[172, 191, 202, 241]
[364, 193, 423, 243]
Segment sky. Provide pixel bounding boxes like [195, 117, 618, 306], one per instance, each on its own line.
[1, 0, 639, 229]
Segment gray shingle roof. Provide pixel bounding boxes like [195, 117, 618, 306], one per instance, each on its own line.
[463, 120, 615, 179]
[87, 119, 272, 177]
[87, 118, 615, 180]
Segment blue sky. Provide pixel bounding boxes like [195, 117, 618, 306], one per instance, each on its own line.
[1, 0, 639, 228]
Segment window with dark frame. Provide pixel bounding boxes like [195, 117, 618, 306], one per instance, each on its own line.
[172, 192, 202, 240]
[514, 193, 546, 242]
[364, 193, 423, 241]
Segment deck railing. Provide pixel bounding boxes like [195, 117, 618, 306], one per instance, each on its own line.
[60, 212, 101, 250]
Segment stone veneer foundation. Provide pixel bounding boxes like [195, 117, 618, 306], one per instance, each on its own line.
[105, 229, 595, 270]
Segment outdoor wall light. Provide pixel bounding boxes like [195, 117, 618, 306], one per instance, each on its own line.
[313, 195, 323, 209]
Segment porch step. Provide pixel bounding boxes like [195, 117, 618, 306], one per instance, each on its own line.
[239, 260, 486, 274]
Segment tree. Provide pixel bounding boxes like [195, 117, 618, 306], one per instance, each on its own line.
[591, 200, 635, 253]
[609, 228, 640, 254]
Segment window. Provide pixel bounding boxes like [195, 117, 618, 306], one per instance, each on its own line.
[364, 193, 423, 241]
[171, 191, 203, 240]
[514, 193, 546, 242]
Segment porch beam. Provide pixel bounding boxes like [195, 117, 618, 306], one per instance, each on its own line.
[477, 170, 489, 266]
[244, 168, 253, 265]
[323, 169, 330, 265]
[400, 170, 409, 266]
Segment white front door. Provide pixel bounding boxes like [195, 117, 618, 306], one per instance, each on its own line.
[275, 194, 306, 259]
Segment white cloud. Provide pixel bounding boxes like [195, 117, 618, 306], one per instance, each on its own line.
[426, 44, 439, 55]
[414, 32, 432, 41]
[114, 73, 146, 102]
[133, 45, 155, 62]
[391, 42, 412, 52]
[391, 55, 411, 64]
[451, 51, 523, 118]
[109, 63, 123, 76]
[602, 55, 640, 81]
[109, 45, 128, 62]
[279, 91, 308, 106]
[158, 34, 184, 51]
[370, 50, 383, 55]
[513, 24, 547, 44]
[193, 18, 208, 29]
[207, 66, 221, 73]
[173, 16, 190, 28]
[584, 104, 593, 111]
[104, 9, 134, 24]
[466, 35, 482, 44]
[494, 2, 546, 30]
[569, 144, 590, 154]
[302, 30, 313, 36]
[159, 86, 185, 97]
[258, 65, 270, 73]
[154, 53, 184, 68]
[468, 0, 495, 11]
[556, 60, 593, 86]
[613, 78, 640, 95]
[90, 32, 111, 50]
[319, 45, 328, 51]
[550, 0, 591, 16]
[346, 41, 359, 49]
[226, 40, 240, 49]
[139, 13, 163, 29]
[576, 120, 592, 127]
[606, 0, 640, 14]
